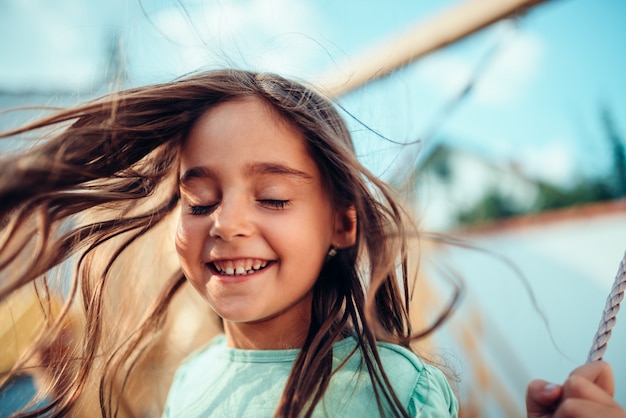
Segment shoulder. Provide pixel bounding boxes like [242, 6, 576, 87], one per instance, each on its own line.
[376, 342, 459, 418]
[172, 335, 225, 377]
[162, 336, 226, 416]
[330, 338, 458, 417]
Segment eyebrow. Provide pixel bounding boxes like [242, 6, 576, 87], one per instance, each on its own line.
[180, 166, 215, 184]
[179, 162, 314, 184]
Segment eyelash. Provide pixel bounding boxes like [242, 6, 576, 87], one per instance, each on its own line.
[259, 199, 289, 209]
[188, 200, 289, 215]
[189, 205, 217, 216]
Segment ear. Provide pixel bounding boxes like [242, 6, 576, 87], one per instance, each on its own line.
[332, 205, 357, 249]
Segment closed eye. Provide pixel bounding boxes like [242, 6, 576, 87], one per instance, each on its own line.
[190, 204, 218, 216]
[258, 199, 289, 209]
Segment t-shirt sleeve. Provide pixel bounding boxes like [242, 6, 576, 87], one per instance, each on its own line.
[408, 363, 459, 418]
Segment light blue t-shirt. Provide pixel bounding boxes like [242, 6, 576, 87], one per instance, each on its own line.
[163, 335, 458, 417]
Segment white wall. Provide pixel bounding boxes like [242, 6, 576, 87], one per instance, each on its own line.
[422, 205, 626, 416]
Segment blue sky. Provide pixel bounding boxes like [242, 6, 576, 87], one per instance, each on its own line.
[1, 0, 625, 187]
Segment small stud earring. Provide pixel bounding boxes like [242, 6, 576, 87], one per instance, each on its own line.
[328, 246, 337, 257]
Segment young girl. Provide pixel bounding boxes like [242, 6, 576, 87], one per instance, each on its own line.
[0, 69, 458, 417]
[0, 69, 623, 418]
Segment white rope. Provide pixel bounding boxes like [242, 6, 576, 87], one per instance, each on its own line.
[587, 250, 626, 363]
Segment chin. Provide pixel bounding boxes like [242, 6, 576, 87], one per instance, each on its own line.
[211, 305, 265, 324]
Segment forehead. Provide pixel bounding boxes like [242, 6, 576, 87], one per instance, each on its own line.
[180, 97, 318, 178]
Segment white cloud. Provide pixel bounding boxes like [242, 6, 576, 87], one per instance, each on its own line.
[418, 54, 473, 96]
[0, 0, 121, 90]
[473, 30, 545, 105]
[516, 139, 577, 186]
[146, 0, 325, 79]
[1, 0, 326, 89]
[416, 26, 545, 107]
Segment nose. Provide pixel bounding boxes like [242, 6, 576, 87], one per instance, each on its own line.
[209, 195, 253, 241]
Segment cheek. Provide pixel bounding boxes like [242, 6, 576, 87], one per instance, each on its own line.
[175, 218, 195, 261]
[268, 208, 333, 256]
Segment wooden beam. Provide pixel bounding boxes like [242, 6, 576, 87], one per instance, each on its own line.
[318, 0, 549, 97]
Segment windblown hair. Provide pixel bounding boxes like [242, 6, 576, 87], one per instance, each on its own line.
[0, 69, 450, 417]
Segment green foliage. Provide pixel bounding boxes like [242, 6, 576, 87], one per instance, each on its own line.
[532, 179, 614, 212]
[601, 106, 626, 198]
[427, 146, 453, 182]
[456, 188, 521, 225]
[454, 106, 626, 226]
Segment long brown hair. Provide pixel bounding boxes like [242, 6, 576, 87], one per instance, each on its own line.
[0, 69, 444, 417]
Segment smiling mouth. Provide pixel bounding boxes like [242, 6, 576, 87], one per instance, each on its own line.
[210, 259, 271, 276]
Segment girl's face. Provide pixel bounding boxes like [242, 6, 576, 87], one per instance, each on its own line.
[176, 97, 355, 348]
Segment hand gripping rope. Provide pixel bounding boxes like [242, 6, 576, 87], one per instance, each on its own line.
[587, 250, 626, 363]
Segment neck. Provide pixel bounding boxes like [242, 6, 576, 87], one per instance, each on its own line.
[223, 298, 312, 350]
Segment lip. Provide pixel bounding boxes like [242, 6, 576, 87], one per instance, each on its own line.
[206, 260, 275, 284]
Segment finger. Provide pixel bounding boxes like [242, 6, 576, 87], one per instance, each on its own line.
[554, 398, 626, 418]
[562, 373, 619, 407]
[567, 361, 614, 397]
[526, 379, 562, 418]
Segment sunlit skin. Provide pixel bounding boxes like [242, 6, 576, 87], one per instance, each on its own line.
[176, 97, 355, 350]
[526, 361, 626, 418]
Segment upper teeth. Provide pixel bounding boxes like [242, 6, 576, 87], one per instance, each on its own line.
[212, 259, 268, 276]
